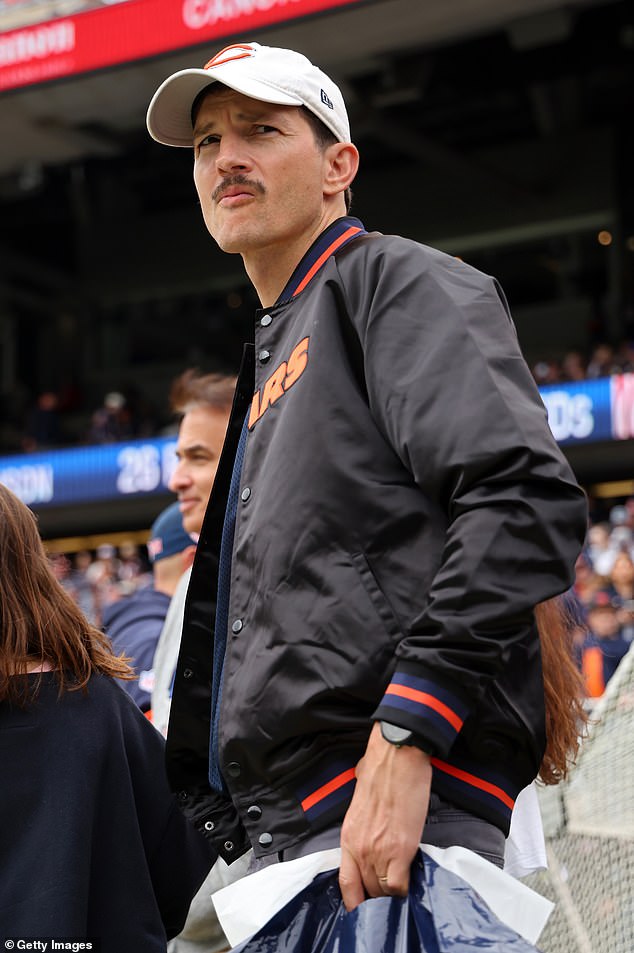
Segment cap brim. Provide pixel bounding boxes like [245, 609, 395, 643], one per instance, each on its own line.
[147, 68, 303, 148]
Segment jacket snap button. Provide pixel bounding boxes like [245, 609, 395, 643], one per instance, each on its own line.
[204, 820, 215, 832]
[241, 487, 251, 502]
[226, 761, 241, 778]
[247, 805, 262, 819]
[258, 349, 271, 364]
[258, 832, 273, 847]
[224, 841, 234, 852]
[231, 619, 243, 633]
[260, 314, 272, 327]
[183, 668, 193, 679]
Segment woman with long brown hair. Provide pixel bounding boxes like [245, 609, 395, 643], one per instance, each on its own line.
[0, 483, 214, 950]
[535, 596, 589, 787]
[503, 595, 588, 877]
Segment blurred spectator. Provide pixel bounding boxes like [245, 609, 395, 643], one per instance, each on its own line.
[560, 350, 587, 382]
[582, 504, 634, 579]
[614, 340, 634, 373]
[102, 504, 196, 712]
[88, 391, 134, 444]
[117, 541, 151, 593]
[532, 359, 561, 385]
[604, 551, 634, 643]
[585, 522, 616, 576]
[586, 343, 618, 379]
[68, 550, 99, 624]
[572, 551, 601, 611]
[606, 550, 634, 601]
[581, 590, 631, 697]
[86, 544, 123, 622]
[48, 552, 73, 590]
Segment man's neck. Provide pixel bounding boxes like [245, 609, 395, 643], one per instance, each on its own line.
[244, 209, 347, 308]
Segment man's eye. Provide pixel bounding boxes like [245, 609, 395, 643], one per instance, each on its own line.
[254, 125, 277, 135]
[198, 134, 220, 148]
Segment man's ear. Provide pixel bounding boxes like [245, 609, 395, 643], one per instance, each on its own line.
[323, 142, 359, 198]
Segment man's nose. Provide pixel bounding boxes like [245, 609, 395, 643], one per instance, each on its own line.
[216, 131, 251, 174]
[168, 461, 190, 493]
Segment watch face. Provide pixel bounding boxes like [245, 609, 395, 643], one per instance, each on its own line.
[380, 721, 414, 746]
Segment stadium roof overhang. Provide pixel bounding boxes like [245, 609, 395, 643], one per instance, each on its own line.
[0, 0, 619, 178]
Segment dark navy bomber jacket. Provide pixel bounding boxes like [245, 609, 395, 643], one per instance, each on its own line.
[165, 216, 588, 864]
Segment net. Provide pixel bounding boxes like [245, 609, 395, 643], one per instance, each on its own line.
[525, 645, 634, 953]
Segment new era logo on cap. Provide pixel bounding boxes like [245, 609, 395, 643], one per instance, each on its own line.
[320, 89, 334, 109]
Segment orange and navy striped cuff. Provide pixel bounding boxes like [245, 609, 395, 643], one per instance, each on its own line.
[379, 671, 469, 749]
[430, 755, 516, 830]
[296, 761, 357, 823]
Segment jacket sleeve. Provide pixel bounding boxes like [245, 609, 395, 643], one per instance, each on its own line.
[340, 236, 588, 757]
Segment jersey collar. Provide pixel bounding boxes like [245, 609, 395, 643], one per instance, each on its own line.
[276, 216, 366, 304]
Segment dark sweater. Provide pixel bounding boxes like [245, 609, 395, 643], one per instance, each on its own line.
[0, 672, 215, 950]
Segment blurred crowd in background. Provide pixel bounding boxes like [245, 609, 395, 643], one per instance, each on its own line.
[531, 339, 634, 386]
[49, 542, 153, 629]
[2, 338, 634, 455]
[0, 381, 169, 454]
[572, 497, 634, 697]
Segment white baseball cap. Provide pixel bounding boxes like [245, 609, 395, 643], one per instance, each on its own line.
[146, 41, 350, 147]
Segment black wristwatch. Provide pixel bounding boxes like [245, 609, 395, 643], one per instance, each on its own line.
[379, 720, 415, 747]
[380, 720, 433, 755]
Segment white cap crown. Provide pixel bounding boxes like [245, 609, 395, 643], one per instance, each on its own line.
[146, 42, 350, 147]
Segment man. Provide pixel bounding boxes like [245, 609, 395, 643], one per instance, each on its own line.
[102, 501, 195, 712]
[151, 369, 235, 736]
[148, 370, 236, 953]
[581, 589, 631, 697]
[146, 42, 588, 911]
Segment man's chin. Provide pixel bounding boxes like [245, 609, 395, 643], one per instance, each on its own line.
[213, 235, 250, 255]
[182, 515, 200, 536]
[208, 221, 257, 255]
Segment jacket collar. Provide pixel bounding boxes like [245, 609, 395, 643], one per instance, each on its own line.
[276, 216, 366, 304]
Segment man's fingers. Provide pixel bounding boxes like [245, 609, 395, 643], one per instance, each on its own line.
[378, 856, 410, 897]
[339, 846, 367, 912]
[340, 849, 410, 906]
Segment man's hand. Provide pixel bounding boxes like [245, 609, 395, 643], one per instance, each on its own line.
[339, 721, 432, 911]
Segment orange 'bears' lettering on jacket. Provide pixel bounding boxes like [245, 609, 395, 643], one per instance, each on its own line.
[248, 337, 310, 429]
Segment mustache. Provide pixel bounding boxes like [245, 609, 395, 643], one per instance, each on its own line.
[212, 174, 266, 203]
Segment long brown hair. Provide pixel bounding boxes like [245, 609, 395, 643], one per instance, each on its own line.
[536, 597, 589, 784]
[0, 483, 132, 706]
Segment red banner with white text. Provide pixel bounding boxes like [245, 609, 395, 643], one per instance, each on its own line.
[0, 0, 364, 92]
